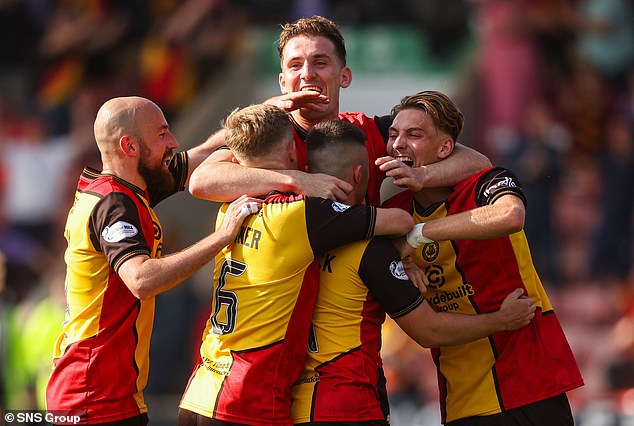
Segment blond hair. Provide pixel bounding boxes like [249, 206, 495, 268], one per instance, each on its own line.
[223, 104, 292, 160]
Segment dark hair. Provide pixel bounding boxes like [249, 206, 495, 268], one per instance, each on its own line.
[391, 91, 464, 142]
[277, 15, 347, 66]
[306, 119, 367, 178]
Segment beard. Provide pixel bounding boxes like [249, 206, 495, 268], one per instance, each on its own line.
[137, 140, 176, 206]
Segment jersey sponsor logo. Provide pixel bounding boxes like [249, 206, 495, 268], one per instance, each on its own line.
[421, 241, 439, 262]
[331, 201, 351, 212]
[425, 264, 445, 289]
[483, 176, 518, 199]
[201, 356, 231, 376]
[426, 284, 474, 312]
[389, 261, 409, 281]
[102, 221, 138, 242]
[294, 374, 320, 385]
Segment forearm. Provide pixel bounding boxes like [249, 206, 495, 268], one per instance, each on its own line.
[396, 304, 503, 348]
[120, 232, 231, 299]
[419, 198, 525, 241]
[374, 209, 415, 236]
[190, 161, 298, 201]
[418, 143, 491, 188]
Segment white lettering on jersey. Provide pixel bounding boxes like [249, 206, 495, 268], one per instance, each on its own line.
[102, 221, 138, 243]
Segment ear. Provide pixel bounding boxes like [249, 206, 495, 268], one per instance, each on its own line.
[438, 137, 455, 159]
[287, 138, 298, 166]
[279, 73, 289, 94]
[120, 136, 136, 157]
[352, 164, 362, 184]
[340, 67, 352, 89]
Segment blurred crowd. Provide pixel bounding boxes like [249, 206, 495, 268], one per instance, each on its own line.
[1, 0, 633, 423]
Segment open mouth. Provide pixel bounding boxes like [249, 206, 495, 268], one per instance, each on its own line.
[300, 86, 322, 94]
[396, 157, 414, 167]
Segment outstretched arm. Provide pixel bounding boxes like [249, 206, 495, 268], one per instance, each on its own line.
[188, 148, 353, 202]
[407, 195, 525, 243]
[118, 195, 261, 299]
[396, 288, 535, 348]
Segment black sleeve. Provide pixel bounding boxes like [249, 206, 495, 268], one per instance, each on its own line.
[374, 114, 393, 144]
[91, 192, 151, 272]
[305, 197, 376, 256]
[475, 167, 527, 208]
[358, 237, 425, 319]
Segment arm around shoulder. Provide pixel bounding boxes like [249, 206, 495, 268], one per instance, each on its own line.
[373, 207, 414, 236]
[418, 143, 491, 188]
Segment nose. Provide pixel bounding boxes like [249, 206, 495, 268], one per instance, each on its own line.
[167, 132, 178, 150]
[391, 133, 406, 150]
[300, 62, 316, 79]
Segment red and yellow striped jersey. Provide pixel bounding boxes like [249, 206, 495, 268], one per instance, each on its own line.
[291, 237, 424, 424]
[180, 194, 378, 425]
[386, 167, 583, 423]
[46, 160, 180, 423]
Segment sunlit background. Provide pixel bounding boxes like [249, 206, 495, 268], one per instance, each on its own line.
[1, 1, 633, 425]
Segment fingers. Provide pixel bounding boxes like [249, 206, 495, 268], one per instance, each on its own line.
[510, 288, 525, 298]
[266, 91, 329, 112]
[228, 195, 262, 220]
[375, 156, 394, 167]
[240, 202, 260, 216]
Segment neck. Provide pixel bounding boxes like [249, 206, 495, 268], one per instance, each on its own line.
[413, 187, 452, 208]
[290, 109, 339, 132]
[101, 162, 146, 190]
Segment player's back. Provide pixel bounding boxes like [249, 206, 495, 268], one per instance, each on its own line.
[180, 193, 378, 425]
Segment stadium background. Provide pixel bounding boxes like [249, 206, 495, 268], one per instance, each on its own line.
[1, 1, 632, 425]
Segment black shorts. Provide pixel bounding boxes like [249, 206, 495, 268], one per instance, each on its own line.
[91, 413, 149, 426]
[177, 409, 245, 426]
[446, 393, 574, 426]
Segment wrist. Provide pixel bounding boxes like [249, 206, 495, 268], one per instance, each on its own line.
[412, 166, 427, 192]
[406, 223, 434, 248]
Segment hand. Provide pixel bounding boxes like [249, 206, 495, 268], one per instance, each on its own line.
[293, 171, 352, 202]
[215, 195, 262, 244]
[264, 90, 330, 113]
[402, 256, 428, 294]
[375, 156, 426, 192]
[497, 288, 536, 331]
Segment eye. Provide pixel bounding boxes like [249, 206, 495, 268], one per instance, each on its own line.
[288, 62, 302, 70]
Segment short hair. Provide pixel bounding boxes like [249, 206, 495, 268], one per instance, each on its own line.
[391, 91, 464, 143]
[223, 104, 292, 160]
[306, 119, 367, 179]
[277, 15, 347, 67]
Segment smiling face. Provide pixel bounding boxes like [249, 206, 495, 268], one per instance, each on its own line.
[387, 108, 454, 167]
[133, 102, 178, 194]
[279, 35, 352, 125]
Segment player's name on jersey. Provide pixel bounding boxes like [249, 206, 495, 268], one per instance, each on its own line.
[235, 225, 262, 249]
